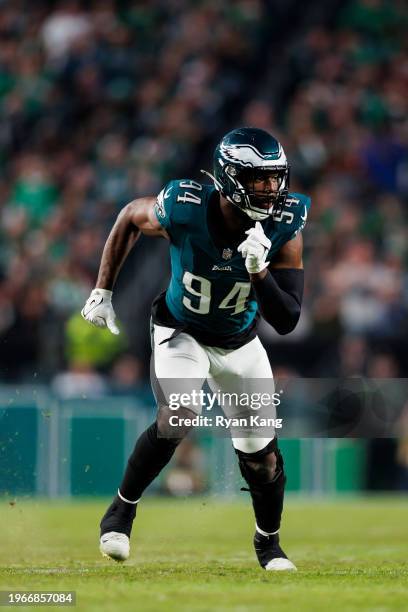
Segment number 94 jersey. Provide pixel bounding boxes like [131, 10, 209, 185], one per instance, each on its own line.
[153, 179, 311, 347]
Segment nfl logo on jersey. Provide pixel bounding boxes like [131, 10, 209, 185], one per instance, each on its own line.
[222, 248, 233, 260]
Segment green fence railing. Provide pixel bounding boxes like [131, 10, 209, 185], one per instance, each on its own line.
[0, 386, 367, 497]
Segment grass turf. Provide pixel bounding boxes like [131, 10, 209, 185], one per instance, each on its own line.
[0, 497, 407, 611]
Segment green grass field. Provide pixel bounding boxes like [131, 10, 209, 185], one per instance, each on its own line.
[0, 497, 407, 611]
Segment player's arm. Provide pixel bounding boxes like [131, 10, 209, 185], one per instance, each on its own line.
[251, 233, 303, 334]
[268, 232, 303, 270]
[81, 197, 168, 333]
[238, 225, 304, 335]
[96, 197, 168, 290]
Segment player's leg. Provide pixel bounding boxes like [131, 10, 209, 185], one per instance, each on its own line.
[208, 337, 296, 570]
[235, 439, 295, 570]
[100, 325, 210, 561]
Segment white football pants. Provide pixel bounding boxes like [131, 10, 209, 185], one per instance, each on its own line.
[151, 324, 275, 454]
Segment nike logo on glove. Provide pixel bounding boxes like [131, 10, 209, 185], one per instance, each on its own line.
[82, 295, 103, 317]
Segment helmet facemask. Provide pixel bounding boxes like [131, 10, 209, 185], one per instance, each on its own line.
[224, 164, 289, 221]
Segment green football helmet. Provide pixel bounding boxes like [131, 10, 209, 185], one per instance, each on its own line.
[202, 127, 289, 221]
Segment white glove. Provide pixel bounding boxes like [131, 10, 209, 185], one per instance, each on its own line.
[237, 222, 271, 273]
[81, 288, 120, 335]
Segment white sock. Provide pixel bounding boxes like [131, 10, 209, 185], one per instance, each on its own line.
[256, 524, 279, 537]
[118, 489, 140, 505]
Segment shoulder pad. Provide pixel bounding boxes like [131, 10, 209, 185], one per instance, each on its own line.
[155, 179, 207, 237]
[272, 192, 311, 238]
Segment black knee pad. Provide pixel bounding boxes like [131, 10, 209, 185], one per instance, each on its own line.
[236, 439, 285, 489]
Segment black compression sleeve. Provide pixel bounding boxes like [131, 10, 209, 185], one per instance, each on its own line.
[252, 268, 304, 335]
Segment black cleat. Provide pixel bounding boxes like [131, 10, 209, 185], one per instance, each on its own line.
[254, 531, 297, 571]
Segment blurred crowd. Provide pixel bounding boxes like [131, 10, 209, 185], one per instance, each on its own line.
[251, 0, 408, 384]
[0, 0, 407, 392]
[0, 0, 265, 382]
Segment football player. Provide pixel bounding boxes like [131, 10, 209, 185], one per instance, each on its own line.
[81, 127, 310, 571]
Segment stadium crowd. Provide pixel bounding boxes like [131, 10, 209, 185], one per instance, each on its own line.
[252, 0, 408, 379]
[0, 0, 407, 394]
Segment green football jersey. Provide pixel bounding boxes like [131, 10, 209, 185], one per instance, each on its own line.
[153, 179, 310, 345]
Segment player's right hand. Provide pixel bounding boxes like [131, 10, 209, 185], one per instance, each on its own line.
[81, 288, 120, 335]
[237, 222, 271, 274]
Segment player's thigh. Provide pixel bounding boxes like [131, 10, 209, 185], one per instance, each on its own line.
[151, 324, 210, 414]
[208, 335, 274, 404]
[210, 335, 272, 379]
[208, 336, 275, 453]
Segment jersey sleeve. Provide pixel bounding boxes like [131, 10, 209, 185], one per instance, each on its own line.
[277, 193, 311, 244]
[286, 193, 311, 240]
[154, 180, 177, 235]
[154, 179, 205, 242]
[265, 192, 311, 256]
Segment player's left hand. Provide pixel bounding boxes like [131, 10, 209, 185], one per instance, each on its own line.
[238, 222, 271, 273]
